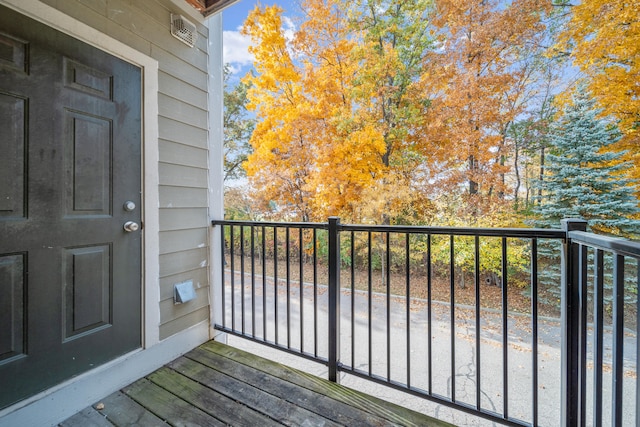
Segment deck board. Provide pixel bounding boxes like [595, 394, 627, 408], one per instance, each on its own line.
[97, 392, 169, 426]
[147, 367, 281, 426]
[60, 340, 453, 427]
[59, 407, 113, 427]
[169, 356, 342, 427]
[185, 346, 395, 427]
[124, 378, 226, 426]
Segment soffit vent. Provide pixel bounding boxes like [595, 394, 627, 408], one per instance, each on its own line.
[170, 14, 197, 48]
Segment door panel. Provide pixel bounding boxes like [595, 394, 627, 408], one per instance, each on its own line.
[0, 31, 27, 73]
[63, 245, 112, 340]
[0, 254, 25, 363]
[0, 5, 142, 409]
[65, 111, 112, 215]
[0, 93, 26, 218]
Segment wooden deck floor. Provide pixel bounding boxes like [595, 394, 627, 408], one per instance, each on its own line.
[60, 340, 452, 426]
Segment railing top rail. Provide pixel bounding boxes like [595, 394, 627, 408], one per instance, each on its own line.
[569, 230, 640, 259]
[212, 219, 566, 239]
[212, 219, 328, 229]
[339, 223, 566, 239]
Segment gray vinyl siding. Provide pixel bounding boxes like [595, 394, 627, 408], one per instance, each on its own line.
[159, 163, 208, 188]
[159, 140, 209, 168]
[160, 187, 209, 208]
[43, 0, 214, 339]
[160, 228, 209, 255]
[158, 307, 210, 339]
[159, 116, 208, 146]
[159, 72, 208, 110]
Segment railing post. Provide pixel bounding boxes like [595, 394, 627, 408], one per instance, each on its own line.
[328, 217, 341, 383]
[560, 218, 587, 427]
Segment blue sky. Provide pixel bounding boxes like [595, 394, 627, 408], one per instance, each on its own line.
[222, 0, 298, 76]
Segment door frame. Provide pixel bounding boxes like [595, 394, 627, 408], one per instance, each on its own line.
[0, 1, 161, 348]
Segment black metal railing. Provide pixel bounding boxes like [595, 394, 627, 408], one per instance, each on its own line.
[215, 220, 330, 364]
[212, 217, 639, 427]
[563, 224, 640, 427]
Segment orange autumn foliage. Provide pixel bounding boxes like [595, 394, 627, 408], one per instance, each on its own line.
[418, 0, 553, 210]
[559, 0, 640, 190]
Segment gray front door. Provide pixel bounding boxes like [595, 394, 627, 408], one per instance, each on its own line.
[0, 6, 142, 409]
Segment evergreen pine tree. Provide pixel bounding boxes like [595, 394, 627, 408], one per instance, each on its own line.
[534, 88, 640, 237]
[532, 87, 640, 306]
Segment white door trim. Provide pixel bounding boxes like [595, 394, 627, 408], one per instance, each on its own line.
[0, 0, 161, 347]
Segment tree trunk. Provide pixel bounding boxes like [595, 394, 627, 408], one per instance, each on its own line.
[457, 266, 466, 289]
[537, 146, 545, 204]
[468, 155, 478, 195]
[514, 138, 521, 209]
[379, 233, 387, 288]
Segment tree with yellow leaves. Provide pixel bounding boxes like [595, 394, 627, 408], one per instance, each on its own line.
[344, 0, 435, 224]
[559, 0, 640, 190]
[295, 0, 388, 220]
[242, 5, 315, 221]
[243, 0, 435, 223]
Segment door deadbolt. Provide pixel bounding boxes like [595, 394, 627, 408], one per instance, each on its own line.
[123, 201, 136, 211]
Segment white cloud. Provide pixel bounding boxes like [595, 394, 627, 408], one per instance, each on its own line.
[223, 28, 254, 71]
[222, 16, 296, 74]
[282, 16, 296, 40]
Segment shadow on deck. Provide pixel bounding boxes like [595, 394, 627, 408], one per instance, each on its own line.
[60, 340, 452, 426]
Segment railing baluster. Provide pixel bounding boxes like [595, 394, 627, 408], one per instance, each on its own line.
[561, 219, 588, 427]
[474, 235, 481, 411]
[274, 227, 278, 345]
[636, 259, 640, 427]
[386, 231, 391, 382]
[578, 244, 588, 427]
[262, 226, 267, 341]
[286, 227, 291, 349]
[251, 225, 255, 338]
[230, 225, 235, 332]
[368, 231, 373, 378]
[351, 230, 355, 371]
[240, 225, 245, 335]
[328, 217, 341, 383]
[405, 233, 411, 388]
[612, 254, 625, 427]
[501, 237, 508, 419]
[221, 224, 227, 329]
[313, 228, 318, 358]
[450, 235, 456, 402]
[299, 228, 304, 353]
[593, 249, 604, 427]
[427, 233, 433, 395]
[531, 238, 539, 427]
